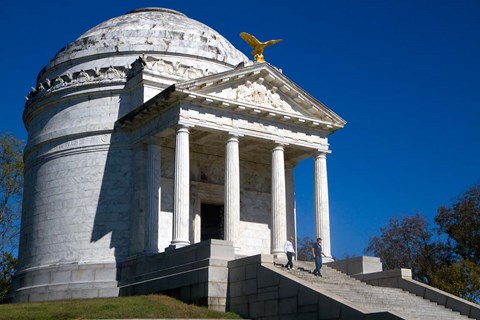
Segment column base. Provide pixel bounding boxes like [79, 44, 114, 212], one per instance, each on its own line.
[168, 240, 190, 250]
[144, 249, 159, 255]
[272, 251, 286, 259]
[322, 256, 335, 263]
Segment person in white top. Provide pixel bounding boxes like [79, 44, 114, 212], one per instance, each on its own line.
[284, 236, 296, 270]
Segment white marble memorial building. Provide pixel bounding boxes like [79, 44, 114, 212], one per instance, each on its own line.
[13, 8, 346, 302]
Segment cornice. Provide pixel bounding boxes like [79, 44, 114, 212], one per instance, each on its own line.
[177, 89, 340, 132]
[25, 66, 128, 107]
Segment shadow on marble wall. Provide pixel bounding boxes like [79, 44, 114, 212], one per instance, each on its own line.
[91, 95, 134, 271]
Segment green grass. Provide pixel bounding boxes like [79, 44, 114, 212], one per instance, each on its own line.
[0, 294, 243, 319]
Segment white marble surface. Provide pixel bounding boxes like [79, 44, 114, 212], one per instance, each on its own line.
[224, 135, 240, 243]
[17, 6, 345, 303]
[145, 143, 161, 253]
[314, 152, 332, 259]
[171, 126, 191, 247]
[271, 145, 287, 256]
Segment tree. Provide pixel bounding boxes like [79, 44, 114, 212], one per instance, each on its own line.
[365, 213, 450, 284]
[296, 236, 314, 261]
[365, 185, 480, 302]
[0, 133, 24, 301]
[0, 252, 17, 300]
[435, 184, 480, 264]
[430, 259, 480, 303]
[433, 184, 480, 302]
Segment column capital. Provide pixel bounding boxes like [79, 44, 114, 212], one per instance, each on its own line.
[176, 125, 191, 134]
[272, 142, 288, 152]
[314, 150, 331, 159]
[225, 132, 243, 141]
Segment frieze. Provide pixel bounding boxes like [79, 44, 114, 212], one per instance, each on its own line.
[127, 55, 214, 81]
[210, 77, 300, 115]
[26, 56, 215, 106]
[25, 66, 129, 106]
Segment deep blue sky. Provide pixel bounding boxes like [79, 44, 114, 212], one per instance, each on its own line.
[1, 1, 479, 259]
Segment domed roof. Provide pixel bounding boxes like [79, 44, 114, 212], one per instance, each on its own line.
[39, 8, 248, 80]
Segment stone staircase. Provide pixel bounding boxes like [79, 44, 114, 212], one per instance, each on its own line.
[275, 260, 472, 319]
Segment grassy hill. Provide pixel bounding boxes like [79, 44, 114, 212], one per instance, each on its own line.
[0, 294, 242, 319]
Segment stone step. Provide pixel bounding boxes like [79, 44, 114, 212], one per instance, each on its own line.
[274, 260, 470, 319]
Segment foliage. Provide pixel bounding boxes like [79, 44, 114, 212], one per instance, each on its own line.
[365, 184, 480, 302]
[0, 253, 17, 301]
[296, 236, 314, 261]
[433, 184, 480, 302]
[364, 214, 449, 283]
[0, 294, 243, 319]
[430, 259, 480, 303]
[435, 184, 480, 264]
[0, 133, 24, 301]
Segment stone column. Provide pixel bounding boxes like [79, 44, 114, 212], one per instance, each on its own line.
[171, 126, 190, 248]
[314, 151, 333, 260]
[285, 164, 297, 255]
[145, 143, 161, 253]
[224, 134, 240, 245]
[271, 144, 287, 257]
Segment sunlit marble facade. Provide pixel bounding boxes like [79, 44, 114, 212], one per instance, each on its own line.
[13, 7, 345, 302]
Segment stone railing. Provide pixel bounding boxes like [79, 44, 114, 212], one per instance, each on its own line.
[354, 268, 480, 319]
[325, 256, 480, 319]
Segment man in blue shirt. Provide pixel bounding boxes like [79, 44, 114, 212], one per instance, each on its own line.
[311, 237, 326, 276]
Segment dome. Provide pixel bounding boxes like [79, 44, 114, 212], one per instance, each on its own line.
[37, 7, 248, 83]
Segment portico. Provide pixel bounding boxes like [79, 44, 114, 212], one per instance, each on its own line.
[118, 61, 345, 259]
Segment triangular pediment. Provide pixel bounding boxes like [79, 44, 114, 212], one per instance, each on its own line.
[203, 78, 302, 115]
[174, 63, 346, 131]
[117, 62, 346, 134]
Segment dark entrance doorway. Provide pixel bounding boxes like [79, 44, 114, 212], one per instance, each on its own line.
[201, 203, 224, 241]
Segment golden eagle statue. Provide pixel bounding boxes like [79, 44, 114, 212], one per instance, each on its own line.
[239, 32, 283, 63]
